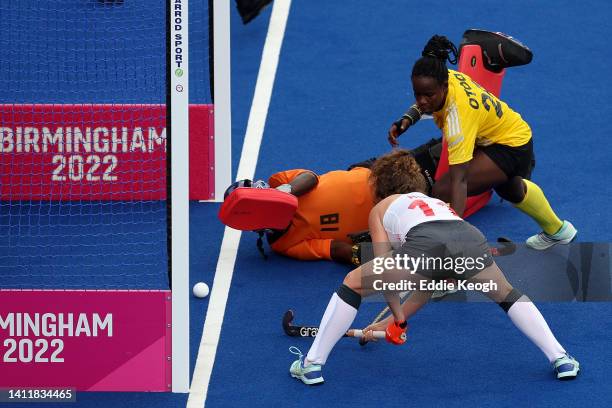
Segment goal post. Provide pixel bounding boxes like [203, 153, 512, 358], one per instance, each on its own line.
[0, 0, 231, 393]
[168, 0, 190, 393]
[212, 0, 232, 202]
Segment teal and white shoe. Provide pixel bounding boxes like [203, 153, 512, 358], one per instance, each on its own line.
[552, 353, 580, 380]
[526, 221, 577, 250]
[289, 347, 324, 385]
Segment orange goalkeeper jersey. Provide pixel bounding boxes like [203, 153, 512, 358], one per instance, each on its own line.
[268, 167, 374, 261]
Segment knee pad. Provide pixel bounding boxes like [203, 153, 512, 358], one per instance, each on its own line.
[336, 284, 361, 310]
[498, 288, 523, 313]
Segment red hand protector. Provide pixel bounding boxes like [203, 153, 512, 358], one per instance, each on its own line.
[385, 320, 408, 345]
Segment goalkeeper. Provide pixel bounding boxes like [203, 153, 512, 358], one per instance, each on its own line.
[263, 137, 442, 265]
[222, 139, 444, 265]
[265, 166, 373, 265]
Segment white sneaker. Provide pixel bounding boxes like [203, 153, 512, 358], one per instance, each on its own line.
[526, 221, 577, 250]
[552, 353, 580, 380]
[289, 347, 324, 385]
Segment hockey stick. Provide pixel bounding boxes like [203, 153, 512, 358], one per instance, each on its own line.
[490, 236, 517, 257]
[282, 309, 385, 339]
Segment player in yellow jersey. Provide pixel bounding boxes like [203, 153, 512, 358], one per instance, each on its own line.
[266, 167, 374, 264]
[388, 35, 576, 250]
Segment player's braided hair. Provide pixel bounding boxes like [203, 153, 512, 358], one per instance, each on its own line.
[412, 35, 458, 84]
[369, 149, 427, 200]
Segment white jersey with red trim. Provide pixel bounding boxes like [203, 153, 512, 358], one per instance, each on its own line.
[383, 192, 461, 246]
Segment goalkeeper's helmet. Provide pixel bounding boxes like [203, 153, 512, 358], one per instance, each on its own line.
[223, 179, 252, 199]
[223, 179, 271, 200]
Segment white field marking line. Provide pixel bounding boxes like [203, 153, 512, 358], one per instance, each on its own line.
[186, 1, 292, 407]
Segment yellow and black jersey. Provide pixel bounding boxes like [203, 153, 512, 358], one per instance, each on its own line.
[432, 69, 532, 165]
[267, 167, 373, 261]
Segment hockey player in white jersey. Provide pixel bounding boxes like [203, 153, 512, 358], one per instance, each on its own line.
[288, 149, 579, 386]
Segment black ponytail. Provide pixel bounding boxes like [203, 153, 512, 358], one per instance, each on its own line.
[412, 35, 458, 84]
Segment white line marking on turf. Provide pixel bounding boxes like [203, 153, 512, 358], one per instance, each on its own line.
[186, 1, 291, 407]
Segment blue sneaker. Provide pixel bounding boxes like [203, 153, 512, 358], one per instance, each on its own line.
[289, 347, 324, 385]
[552, 353, 580, 380]
[526, 220, 577, 250]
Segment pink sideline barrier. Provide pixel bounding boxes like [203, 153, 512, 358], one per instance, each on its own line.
[0, 290, 172, 391]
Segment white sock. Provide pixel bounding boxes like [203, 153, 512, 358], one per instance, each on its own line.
[305, 293, 358, 366]
[507, 296, 566, 362]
